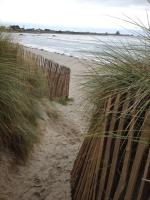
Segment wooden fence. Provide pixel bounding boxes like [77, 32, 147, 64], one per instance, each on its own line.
[18, 48, 70, 99]
[71, 94, 150, 200]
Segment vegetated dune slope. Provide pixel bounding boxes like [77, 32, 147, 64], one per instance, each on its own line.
[0, 50, 89, 200]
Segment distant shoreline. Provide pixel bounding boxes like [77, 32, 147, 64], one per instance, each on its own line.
[1, 25, 134, 37]
[12, 31, 134, 37]
[17, 31, 133, 37]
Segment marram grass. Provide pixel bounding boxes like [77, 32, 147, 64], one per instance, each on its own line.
[84, 21, 150, 142]
[0, 34, 47, 162]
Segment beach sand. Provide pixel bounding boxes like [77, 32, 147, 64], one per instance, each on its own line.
[0, 49, 94, 200]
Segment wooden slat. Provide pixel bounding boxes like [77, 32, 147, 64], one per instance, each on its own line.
[104, 95, 130, 200]
[97, 94, 121, 199]
[80, 137, 101, 200]
[84, 106, 107, 200]
[71, 137, 93, 188]
[124, 111, 150, 200]
[137, 149, 150, 200]
[74, 137, 97, 200]
[91, 97, 112, 200]
[92, 132, 105, 200]
[73, 138, 95, 197]
[124, 143, 149, 200]
[90, 138, 104, 200]
[113, 112, 137, 200]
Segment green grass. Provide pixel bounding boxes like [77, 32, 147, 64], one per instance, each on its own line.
[0, 34, 47, 162]
[56, 97, 74, 105]
[83, 20, 150, 142]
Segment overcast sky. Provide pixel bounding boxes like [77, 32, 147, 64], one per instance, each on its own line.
[0, 0, 150, 31]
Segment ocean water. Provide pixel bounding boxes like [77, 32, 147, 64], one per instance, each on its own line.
[12, 33, 139, 60]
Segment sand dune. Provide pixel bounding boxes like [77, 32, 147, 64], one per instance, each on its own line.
[0, 49, 92, 200]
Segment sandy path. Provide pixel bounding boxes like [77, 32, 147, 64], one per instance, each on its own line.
[0, 50, 91, 200]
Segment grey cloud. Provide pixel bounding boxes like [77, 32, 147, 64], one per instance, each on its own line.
[77, 0, 149, 6]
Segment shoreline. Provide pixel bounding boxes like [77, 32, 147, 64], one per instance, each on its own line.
[4, 28, 134, 37]
[23, 46, 93, 66]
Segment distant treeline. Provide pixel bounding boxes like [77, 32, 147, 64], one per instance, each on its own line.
[0, 25, 133, 36]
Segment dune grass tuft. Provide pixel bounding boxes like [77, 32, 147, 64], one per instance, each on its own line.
[84, 20, 150, 140]
[0, 34, 47, 161]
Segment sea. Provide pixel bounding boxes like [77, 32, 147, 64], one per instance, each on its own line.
[12, 33, 139, 61]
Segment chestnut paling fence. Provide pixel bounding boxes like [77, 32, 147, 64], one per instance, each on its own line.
[19, 49, 70, 99]
[71, 94, 150, 200]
